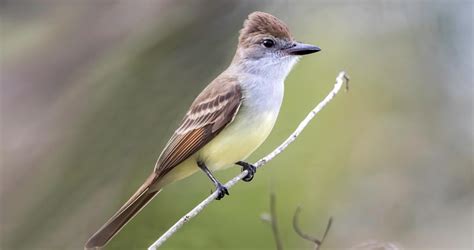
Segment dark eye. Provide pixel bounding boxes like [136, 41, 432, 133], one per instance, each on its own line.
[262, 39, 275, 48]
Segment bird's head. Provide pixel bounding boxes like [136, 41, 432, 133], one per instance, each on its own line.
[236, 12, 321, 65]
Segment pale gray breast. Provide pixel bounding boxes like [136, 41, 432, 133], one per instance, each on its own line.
[236, 55, 297, 116]
[239, 75, 284, 117]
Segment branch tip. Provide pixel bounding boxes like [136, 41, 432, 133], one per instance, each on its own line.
[292, 207, 333, 250]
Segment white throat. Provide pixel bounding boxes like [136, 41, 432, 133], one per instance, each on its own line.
[233, 55, 298, 112]
[237, 55, 299, 82]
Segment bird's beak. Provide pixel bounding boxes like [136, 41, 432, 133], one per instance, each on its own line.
[285, 42, 321, 56]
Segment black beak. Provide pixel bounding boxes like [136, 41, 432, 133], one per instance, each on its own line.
[285, 42, 321, 56]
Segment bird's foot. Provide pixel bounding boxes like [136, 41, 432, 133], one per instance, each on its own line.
[215, 183, 229, 200]
[236, 161, 256, 182]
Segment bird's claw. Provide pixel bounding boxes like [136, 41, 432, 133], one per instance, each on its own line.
[236, 161, 257, 182]
[215, 183, 229, 200]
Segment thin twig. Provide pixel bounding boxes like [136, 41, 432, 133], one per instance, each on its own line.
[269, 192, 284, 250]
[293, 206, 333, 250]
[148, 71, 349, 250]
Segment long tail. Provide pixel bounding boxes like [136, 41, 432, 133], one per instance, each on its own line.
[85, 172, 161, 249]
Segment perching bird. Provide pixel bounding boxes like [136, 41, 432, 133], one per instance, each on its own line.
[85, 11, 320, 249]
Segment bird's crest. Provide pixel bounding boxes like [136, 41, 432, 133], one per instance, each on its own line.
[239, 11, 292, 46]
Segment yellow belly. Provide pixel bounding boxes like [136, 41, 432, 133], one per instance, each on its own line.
[198, 111, 277, 171]
[158, 111, 277, 186]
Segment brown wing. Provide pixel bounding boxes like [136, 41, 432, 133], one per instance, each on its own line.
[154, 77, 242, 177]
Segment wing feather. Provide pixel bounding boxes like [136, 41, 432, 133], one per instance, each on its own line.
[155, 78, 242, 177]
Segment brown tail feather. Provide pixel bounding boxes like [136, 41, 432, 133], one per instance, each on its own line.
[85, 173, 161, 249]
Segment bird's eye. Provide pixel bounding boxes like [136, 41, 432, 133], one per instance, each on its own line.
[262, 39, 275, 48]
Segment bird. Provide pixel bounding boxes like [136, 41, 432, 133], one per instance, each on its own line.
[85, 11, 321, 249]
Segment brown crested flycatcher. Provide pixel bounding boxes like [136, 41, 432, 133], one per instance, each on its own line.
[85, 11, 321, 249]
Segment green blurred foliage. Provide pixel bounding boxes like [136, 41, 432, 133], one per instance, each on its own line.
[1, 1, 472, 249]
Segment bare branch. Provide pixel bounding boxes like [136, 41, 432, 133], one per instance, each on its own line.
[293, 206, 333, 250]
[269, 192, 284, 250]
[260, 191, 284, 250]
[148, 71, 350, 250]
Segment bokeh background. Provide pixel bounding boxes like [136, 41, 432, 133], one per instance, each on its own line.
[1, 0, 472, 249]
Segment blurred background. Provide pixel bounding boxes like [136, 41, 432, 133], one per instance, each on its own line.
[1, 0, 472, 249]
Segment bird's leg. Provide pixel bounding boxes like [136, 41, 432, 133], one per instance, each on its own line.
[236, 161, 257, 182]
[197, 161, 229, 200]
